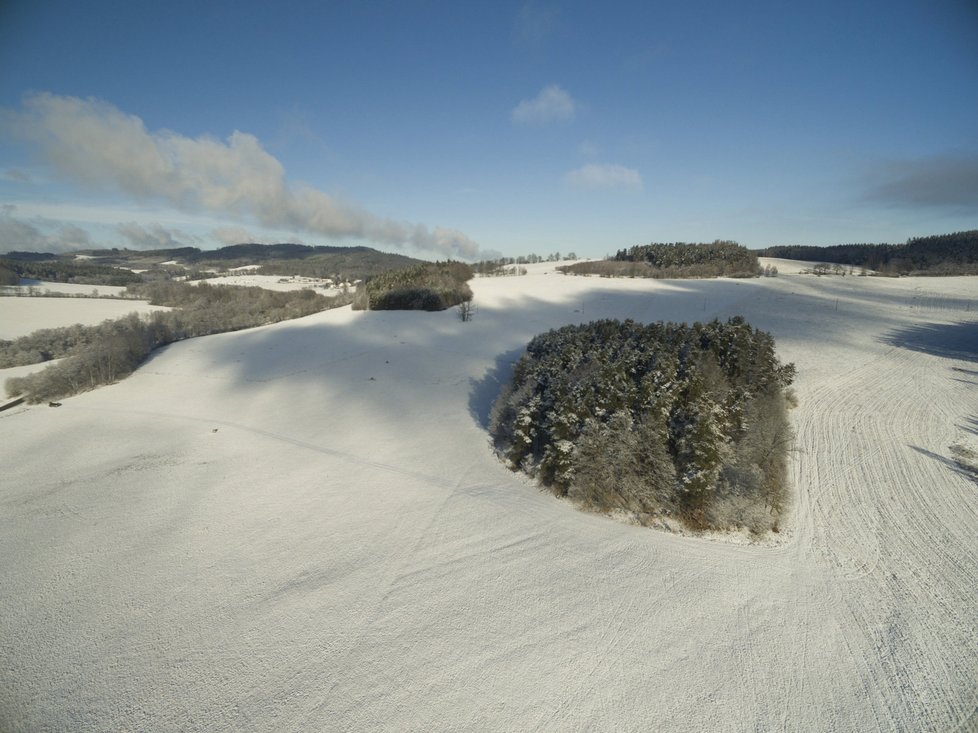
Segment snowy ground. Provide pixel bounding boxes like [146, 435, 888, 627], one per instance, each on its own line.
[191, 273, 344, 294]
[1, 266, 977, 731]
[0, 296, 169, 340]
[758, 256, 824, 274]
[3, 279, 131, 297]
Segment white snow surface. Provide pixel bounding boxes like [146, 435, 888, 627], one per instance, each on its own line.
[5, 280, 130, 296]
[0, 296, 169, 339]
[191, 273, 341, 293]
[2, 269, 977, 731]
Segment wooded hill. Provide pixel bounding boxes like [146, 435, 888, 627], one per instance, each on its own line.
[759, 230, 978, 275]
[0, 257, 143, 286]
[0, 243, 424, 285]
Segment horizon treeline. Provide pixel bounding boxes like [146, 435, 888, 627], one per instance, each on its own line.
[558, 241, 760, 279]
[490, 317, 796, 532]
[760, 230, 978, 275]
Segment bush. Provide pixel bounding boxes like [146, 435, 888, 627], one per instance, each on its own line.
[489, 317, 795, 533]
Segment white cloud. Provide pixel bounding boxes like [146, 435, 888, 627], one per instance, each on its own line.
[116, 222, 199, 250]
[511, 85, 576, 125]
[4, 92, 483, 259]
[564, 163, 643, 191]
[0, 205, 93, 253]
[210, 226, 292, 247]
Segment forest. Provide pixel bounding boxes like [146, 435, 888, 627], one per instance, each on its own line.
[558, 241, 760, 278]
[0, 257, 143, 286]
[760, 230, 978, 275]
[490, 317, 796, 532]
[0, 243, 426, 286]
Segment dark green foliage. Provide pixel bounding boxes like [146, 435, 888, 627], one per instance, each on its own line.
[253, 250, 423, 281]
[760, 230, 978, 275]
[1, 244, 426, 285]
[0, 257, 143, 286]
[559, 241, 760, 279]
[355, 261, 474, 311]
[179, 243, 424, 281]
[0, 263, 18, 285]
[490, 318, 795, 532]
[0, 251, 60, 261]
[4, 282, 350, 402]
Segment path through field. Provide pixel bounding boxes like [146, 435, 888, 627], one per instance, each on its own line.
[2, 267, 976, 731]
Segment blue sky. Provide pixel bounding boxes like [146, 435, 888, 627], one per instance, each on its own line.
[1, 0, 976, 260]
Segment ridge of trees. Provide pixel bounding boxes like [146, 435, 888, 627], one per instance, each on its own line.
[0, 257, 143, 286]
[558, 241, 760, 279]
[353, 261, 474, 311]
[0, 244, 426, 285]
[4, 281, 351, 402]
[490, 317, 795, 533]
[759, 230, 978, 275]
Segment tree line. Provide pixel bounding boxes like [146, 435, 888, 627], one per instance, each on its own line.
[0, 257, 143, 286]
[558, 241, 760, 279]
[490, 317, 796, 533]
[760, 230, 978, 275]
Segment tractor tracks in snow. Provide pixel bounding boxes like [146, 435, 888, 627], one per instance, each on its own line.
[793, 336, 978, 730]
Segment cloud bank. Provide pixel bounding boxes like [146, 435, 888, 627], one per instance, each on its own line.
[565, 163, 642, 191]
[866, 152, 978, 210]
[4, 93, 482, 258]
[116, 222, 199, 250]
[511, 85, 576, 125]
[0, 204, 92, 253]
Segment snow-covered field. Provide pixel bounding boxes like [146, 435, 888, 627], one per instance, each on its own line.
[5, 279, 132, 297]
[191, 273, 344, 294]
[758, 256, 824, 274]
[1, 266, 976, 731]
[0, 296, 169, 340]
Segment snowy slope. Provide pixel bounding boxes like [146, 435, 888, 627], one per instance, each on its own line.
[0, 296, 168, 339]
[1, 268, 976, 731]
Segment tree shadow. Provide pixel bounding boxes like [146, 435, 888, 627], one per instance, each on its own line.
[468, 347, 524, 430]
[880, 321, 978, 362]
[909, 445, 978, 484]
[957, 416, 978, 437]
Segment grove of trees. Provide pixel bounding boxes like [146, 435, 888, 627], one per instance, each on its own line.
[559, 241, 760, 279]
[353, 261, 474, 311]
[489, 317, 796, 533]
[760, 230, 978, 275]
